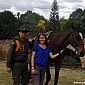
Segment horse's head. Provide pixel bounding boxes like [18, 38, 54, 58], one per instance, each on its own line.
[69, 28, 84, 57]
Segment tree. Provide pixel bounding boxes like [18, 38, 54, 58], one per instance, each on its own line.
[0, 11, 17, 38]
[17, 12, 20, 20]
[69, 8, 85, 35]
[59, 18, 69, 30]
[36, 19, 46, 33]
[36, 20, 46, 29]
[16, 12, 21, 28]
[48, 0, 60, 32]
[19, 11, 46, 33]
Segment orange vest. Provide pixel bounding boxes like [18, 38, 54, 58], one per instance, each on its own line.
[15, 40, 24, 52]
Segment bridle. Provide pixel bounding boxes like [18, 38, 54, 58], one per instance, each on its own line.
[69, 32, 84, 49]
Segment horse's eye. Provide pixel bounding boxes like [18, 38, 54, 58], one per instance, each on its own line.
[75, 34, 79, 38]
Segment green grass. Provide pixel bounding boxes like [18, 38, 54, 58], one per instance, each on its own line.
[0, 70, 12, 85]
[0, 61, 85, 85]
[49, 68, 85, 85]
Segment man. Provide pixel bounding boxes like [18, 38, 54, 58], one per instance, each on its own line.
[6, 26, 31, 85]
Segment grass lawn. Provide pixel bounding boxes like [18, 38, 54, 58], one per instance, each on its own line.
[0, 61, 85, 85]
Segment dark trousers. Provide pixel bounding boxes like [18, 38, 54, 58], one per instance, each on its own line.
[12, 62, 29, 85]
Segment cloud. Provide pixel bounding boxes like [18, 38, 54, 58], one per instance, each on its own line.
[72, 2, 85, 9]
[31, 1, 50, 9]
[0, 0, 11, 10]
[58, 0, 85, 18]
[61, 0, 83, 3]
[0, 0, 85, 19]
[33, 8, 50, 19]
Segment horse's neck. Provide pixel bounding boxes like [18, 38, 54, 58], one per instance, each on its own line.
[48, 28, 73, 53]
[62, 28, 72, 37]
[60, 28, 72, 49]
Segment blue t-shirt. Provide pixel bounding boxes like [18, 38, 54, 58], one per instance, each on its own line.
[32, 44, 51, 66]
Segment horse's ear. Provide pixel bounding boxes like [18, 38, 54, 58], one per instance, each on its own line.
[71, 23, 81, 32]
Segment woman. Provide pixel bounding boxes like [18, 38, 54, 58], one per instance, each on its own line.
[31, 34, 63, 85]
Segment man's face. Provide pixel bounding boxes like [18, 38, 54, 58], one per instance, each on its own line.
[19, 31, 26, 39]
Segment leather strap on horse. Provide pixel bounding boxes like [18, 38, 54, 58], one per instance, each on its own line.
[15, 40, 24, 52]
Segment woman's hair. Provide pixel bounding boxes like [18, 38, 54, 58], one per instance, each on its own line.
[37, 34, 48, 45]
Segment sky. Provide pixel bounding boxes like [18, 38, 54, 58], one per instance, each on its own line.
[0, 0, 85, 19]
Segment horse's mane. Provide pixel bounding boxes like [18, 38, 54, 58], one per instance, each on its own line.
[51, 24, 81, 35]
[63, 24, 81, 33]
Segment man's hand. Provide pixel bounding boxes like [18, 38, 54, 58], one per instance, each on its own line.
[7, 68, 11, 73]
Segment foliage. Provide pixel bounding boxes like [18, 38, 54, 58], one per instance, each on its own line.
[59, 18, 69, 30]
[19, 11, 46, 33]
[0, 11, 17, 38]
[48, 0, 60, 32]
[0, 10, 46, 39]
[1, 7, 85, 39]
[36, 20, 46, 29]
[69, 8, 85, 35]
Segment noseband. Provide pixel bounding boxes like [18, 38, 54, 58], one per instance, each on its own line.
[69, 33, 84, 49]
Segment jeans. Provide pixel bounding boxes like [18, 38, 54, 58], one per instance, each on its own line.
[31, 65, 46, 85]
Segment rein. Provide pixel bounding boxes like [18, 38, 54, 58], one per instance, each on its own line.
[70, 32, 84, 48]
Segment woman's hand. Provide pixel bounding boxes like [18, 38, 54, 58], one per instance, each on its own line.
[60, 49, 64, 53]
[31, 69, 36, 74]
[49, 52, 59, 59]
[49, 49, 64, 59]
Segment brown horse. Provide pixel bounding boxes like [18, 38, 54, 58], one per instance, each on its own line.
[44, 26, 85, 85]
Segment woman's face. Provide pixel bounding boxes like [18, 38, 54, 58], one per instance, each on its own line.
[39, 35, 46, 44]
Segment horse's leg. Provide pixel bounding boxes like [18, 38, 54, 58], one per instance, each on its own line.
[54, 63, 61, 85]
[54, 54, 65, 85]
[44, 63, 51, 85]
